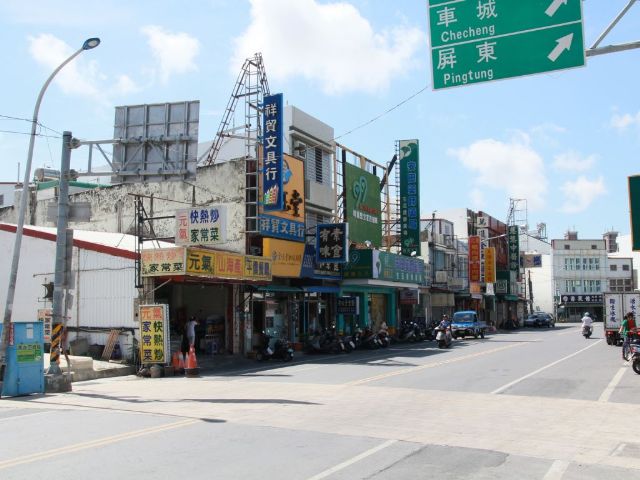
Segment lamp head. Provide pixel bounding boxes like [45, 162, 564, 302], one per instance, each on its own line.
[82, 38, 101, 50]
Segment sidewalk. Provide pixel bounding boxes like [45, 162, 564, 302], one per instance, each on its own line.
[44, 354, 135, 382]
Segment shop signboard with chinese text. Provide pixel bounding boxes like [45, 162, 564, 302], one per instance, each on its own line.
[484, 247, 496, 283]
[262, 93, 284, 211]
[263, 238, 305, 278]
[301, 244, 342, 280]
[244, 255, 273, 282]
[468, 235, 481, 282]
[139, 304, 169, 364]
[508, 225, 520, 273]
[343, 249, 425, 284]
[399, 140, 420, 256]
[560, 294, 603, 304]
[344, 163, 382, 247]
[214, 251, 245, 280]
[337, 297, 359, 315]
[428, 0, 585, 90]
[259, 153, 306, 242]
[175, 206, 227, 246]
[522, 253, 543, 268]
[141, 248, 186, 277]
[37, 308, 52, 343]
[186, 248, 215, 276]
[316, 223, 348, 263]
[628, 175, 640, 251]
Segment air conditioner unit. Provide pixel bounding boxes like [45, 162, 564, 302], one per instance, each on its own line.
[293, 141, 307, 157]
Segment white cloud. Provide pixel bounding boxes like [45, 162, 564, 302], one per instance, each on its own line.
[27, 34, 140, 104]
[448, 132, 548, 210]
[560, 176, 606, 213]
[141, 25, 200, 84]
[552, 151, 596, 172]
[469, 188, 485, 210]
[233, 0, 424, 95]
[529, 123, 566, 148]
[611, 111, 640, 130]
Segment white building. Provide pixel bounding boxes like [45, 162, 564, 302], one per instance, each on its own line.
[0, 182, 16, 208]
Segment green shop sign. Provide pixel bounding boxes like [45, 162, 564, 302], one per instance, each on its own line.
[399, 140, 420, 257]
[344, 163, 382, 248]
[17, 343, 43, 363]
[344, 249, 425, 284]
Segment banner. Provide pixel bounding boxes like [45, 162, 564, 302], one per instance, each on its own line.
[344, 163, 382, 247]
[259, 153, 306, 242]
[262, 93, 284, 211]
[37, 308, 52, 343]
[139, 304, 169, 364]
[508, 225, 520, 272]
[399, 140, 420, 256]
[175, 206, 227, 246]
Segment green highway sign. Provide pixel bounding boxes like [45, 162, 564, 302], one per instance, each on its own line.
[428, 0, 585, 90]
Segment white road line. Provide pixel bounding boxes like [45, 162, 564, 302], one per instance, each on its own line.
[598, 367, 627, 403]
[306, 439, 397, 480]
[0, 411, 48, 422]
[543, 460, 570, 480]
[491, 340, 603, 395]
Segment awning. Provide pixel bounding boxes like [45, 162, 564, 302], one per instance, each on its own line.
[302, 286, 340, 294]
[254, 285, 302, 293]
[499, 294, 520, 302]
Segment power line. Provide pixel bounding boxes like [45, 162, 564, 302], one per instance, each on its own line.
[0, 129, 60, 139]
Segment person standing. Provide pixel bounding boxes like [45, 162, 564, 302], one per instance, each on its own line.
[186, 315, 199, 349]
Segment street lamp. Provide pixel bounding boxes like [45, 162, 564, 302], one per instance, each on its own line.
[0, 37, 101, 395]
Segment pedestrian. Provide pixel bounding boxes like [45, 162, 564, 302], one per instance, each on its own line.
[186, 315, 199, 349]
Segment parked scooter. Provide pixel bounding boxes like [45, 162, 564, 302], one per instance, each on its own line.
[582, 325, 593, 339]
[396, 320, 418, 343]
[377, 322, 391, 348]
[361, 326, 380, 349]
[630, 340, 640, 375]
[256, 331, 294, 361]
[434, 325, 453, 349]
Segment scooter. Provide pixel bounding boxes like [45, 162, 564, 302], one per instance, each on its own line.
[377, 323, 391, 348]
[434, 325, 452, 349]
[630, 341, 640, 375]
[256, 331, 294, 362]
[361, 326, 380, 349]
[582, 325, 593, 339]
[396, 320, 418, 343]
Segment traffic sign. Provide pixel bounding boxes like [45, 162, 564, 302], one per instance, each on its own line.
[428, 0, 585, 90]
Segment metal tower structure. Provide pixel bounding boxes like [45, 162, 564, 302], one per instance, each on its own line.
[199, 53, 270, 234]
[506, 197, 529, 250]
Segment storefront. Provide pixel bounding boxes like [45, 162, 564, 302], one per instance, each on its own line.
[141, 246, 272, 356]
[340, 249, 425, 335]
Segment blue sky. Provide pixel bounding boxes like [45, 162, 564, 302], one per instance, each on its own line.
[1, 0, 639, 241]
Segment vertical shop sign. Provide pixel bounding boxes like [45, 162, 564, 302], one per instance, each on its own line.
[262, 93, 284, 211]
[468, 235, 481, 282]
[259, 154, 306, 242]
[484, 247, 496, 283]
[316, 223, 348, 263]
[344, 163, 382, 247]
[37, 308, 52, 343]
[399, 140, 421, 256]
[175, 206, 227, 246]
[508, 225, 520, 272]
[139, 304, 169, 364]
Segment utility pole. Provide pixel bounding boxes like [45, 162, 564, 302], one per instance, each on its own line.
[528, 269, 534, 315]
[431, 211, 436, 286]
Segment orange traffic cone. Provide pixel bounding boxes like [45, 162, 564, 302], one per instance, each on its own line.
[185, 345, 199, 377]
[172, 352, 184, 375]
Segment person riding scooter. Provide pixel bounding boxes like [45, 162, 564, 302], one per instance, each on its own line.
[435, 314, 453, 349]
[581, 312, 593, 338]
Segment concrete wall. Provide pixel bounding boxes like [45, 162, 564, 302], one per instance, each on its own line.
[0, 160, 247, 255]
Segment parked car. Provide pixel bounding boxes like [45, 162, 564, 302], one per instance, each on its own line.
[451, 310, 486, 339]
[524, 313, 555, 328]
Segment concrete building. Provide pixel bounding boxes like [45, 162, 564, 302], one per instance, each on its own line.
[0, 182, 16, 208]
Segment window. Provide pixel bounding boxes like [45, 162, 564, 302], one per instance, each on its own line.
[594, 258, 600, 270]
[591, 245, 597, 250]
[623, 264, 630, 271]
[582, 258, 588, 270]
[314, 147, 323, 183]
[564, 258, 570, 271]
[564, 244, 570, 250]
[610, 264, 617, 271]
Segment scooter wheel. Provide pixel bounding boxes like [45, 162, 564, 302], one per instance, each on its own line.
[633, 359, 640, 375]
[284, 352, 293, 362]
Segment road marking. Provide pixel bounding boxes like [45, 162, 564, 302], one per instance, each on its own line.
[543, 460, 570, 480]
[347, 343, 523, 386]
[0, 411, 49, 422]
[0, 418, 197, 470]
[491, 340, 603, 395]
[306, 439, 397, 480]
[598, 367, 627, 403]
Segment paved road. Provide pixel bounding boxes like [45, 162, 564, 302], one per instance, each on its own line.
[1, 323, 639, 479]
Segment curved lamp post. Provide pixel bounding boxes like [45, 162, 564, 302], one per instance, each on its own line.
[0, 37, 100, 395]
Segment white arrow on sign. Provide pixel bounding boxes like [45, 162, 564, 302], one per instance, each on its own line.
[545, 0, 569, 18]
[548, 33, 574, 62]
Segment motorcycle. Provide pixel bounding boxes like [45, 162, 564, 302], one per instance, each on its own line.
[396, 320, 418, 343]
[582, 325, 593, 339]
[377, 323, 391, 348]
[256, 331, 294, 362]
[361, 326, 380, 349]
[630, 341, 640, 375]
[434, 325, 453, 349]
